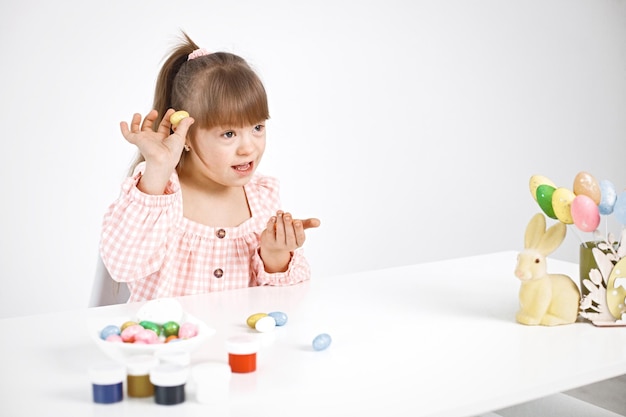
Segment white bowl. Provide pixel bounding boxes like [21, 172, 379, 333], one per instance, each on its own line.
[89, 312, 216, 363]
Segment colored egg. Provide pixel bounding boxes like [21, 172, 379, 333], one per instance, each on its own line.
[100, 324, 121, 340]
[599, 179, 617, 215]
[105, 334, 124, 343]
[614, 191, 626, 226]
[254, 316, 276, 333]
[606, 257, 626, 320]
[246, 313, 268, 329]
[120, 321, 137, 331]
[134, 329, 160, 344]
[529, 175, 556, 202]
[170, 110, 190, 128]
[139, 320, 162, 336]
[536, 184, 557, 219]
[136, 298, 184, 325]
[178, 322, 198, 339]
[268, 311, 288, 326]
[551, 187, 575, 224]
[573, 171, 601, 204]
[162, 321, 180, 337]
[571, 194, 600, 232]
[121, 324, 144, 343]
[165, 335, 179, 343]
[312, 333, 332, 351]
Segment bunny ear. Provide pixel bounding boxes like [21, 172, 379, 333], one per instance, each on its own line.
[525, 213, 546, 249]
[536, 221, 566, 255]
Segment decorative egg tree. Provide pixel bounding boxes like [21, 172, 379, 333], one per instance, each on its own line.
[528, 172, 626, 326]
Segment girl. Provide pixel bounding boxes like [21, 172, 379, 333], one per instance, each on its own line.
[100, 32, 320, 302]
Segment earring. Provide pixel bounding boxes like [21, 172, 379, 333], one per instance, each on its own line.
[184, 144, 191, 152]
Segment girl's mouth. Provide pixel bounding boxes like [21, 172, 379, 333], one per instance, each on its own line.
[232, 162, 253, 173]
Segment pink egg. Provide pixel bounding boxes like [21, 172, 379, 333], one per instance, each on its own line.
[571, 194, 600, 232]
[178, 322, 198, 339]
[105, 334, 124, 343]
[134, 329, 161, 344]
[120, 324, 144, 342]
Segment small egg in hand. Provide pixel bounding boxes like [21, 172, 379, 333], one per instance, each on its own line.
[170, 110, 190, 128]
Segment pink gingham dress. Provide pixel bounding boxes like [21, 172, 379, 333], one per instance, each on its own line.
[100, 162, 311, 302]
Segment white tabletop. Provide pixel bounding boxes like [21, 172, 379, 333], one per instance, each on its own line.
[2, 251, 625, 417]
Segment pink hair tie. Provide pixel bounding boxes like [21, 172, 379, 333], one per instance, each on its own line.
[188, 48, 210, 61]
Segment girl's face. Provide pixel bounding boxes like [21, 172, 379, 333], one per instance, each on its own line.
[186, 122, 267, 187]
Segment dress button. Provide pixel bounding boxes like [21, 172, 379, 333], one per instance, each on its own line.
[216, 229, 226, 239]
[213, 268, 224, 278]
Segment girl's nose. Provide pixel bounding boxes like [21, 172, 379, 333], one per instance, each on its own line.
[237, 133, 255, 154]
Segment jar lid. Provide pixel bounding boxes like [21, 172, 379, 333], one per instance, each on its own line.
[191, 362, 232, 383]
[125, 354, 160, 376]
[88, 361, 126, 385]
[225, 335, 260, 355]
[149, 363, 188, 387]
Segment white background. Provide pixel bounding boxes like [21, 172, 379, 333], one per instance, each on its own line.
[1, 0, 625, 318]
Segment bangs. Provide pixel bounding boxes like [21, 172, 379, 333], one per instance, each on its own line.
[191, 67, 269, 129]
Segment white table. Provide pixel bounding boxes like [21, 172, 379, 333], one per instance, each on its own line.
[2, 251, 625, 416]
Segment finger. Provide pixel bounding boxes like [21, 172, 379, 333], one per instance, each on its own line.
[172, 115, 195, 138]
[274, 211, 286, 244]
[293, 219, 306, 247]
[157, 108, 176, 135]
[265, 216, 277, 238]
[282, 212, 297, 248]
[120, 114, 141, 141]
[140, 109, 159, 131]
[128, 113, 142, 133]
[301, 218, 321, 230]
[120, 121, 130, 138]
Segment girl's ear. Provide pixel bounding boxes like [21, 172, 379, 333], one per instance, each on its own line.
[524, 213, 546, 250]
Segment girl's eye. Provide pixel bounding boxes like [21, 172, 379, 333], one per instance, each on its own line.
[254, 124, 264, 133]
[223, 131, 235, 139]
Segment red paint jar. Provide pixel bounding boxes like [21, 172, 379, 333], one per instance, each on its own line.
[225, 335, 260, 373]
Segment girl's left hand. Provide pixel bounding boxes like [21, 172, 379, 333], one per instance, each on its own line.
[260, 211, 320, 273]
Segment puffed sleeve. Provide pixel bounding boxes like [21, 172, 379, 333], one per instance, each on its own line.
[99, 162, 182, 283]
[248, 174, 313, 286]
[251, 247, 312, 286]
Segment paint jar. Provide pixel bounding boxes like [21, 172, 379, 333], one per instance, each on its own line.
[225, 335, 260, 373]
[149, 363, 188, 405]
[126, 354, 159, 398]
[191, 362, 232, 404]
[88, 361, 125, 404]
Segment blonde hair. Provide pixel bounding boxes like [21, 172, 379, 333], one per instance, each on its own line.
[129, 31, 270, 174]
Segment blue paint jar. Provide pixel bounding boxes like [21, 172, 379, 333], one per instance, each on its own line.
[88, 361, 126, 404]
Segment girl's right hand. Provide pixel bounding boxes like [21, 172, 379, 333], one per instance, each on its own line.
[120, 109, 194, 170]
[120, 109, 194, 194]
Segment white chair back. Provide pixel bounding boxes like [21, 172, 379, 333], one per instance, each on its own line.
[88, 254, 130, 307]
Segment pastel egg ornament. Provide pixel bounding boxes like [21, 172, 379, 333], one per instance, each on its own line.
[598, 180, 617, 215]
[529, 175, 556, 202]
[570, 194, 601, 233]
[573, 171, 601, 205]
[551, 187, 575, 224]
[612, 191, 626, 227]
[535, 184, 557, 219]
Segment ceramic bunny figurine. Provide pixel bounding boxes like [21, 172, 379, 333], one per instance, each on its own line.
[514, 213, 580, 326]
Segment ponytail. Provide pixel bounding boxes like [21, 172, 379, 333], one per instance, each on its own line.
[152, 32, 199, 132]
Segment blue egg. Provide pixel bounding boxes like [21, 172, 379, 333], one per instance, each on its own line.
[268, 311, 288, 326]
[599, 179, 617, 215]
[100, 324, 121, 340]
[312, 333, 332, 351]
